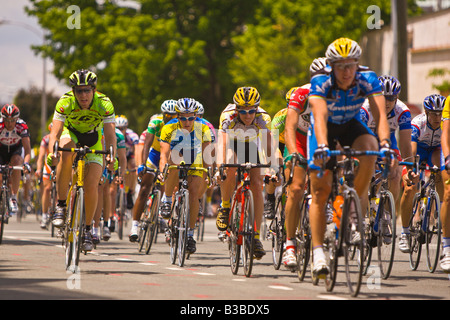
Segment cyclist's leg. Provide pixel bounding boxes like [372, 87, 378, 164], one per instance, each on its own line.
[440, 169, 450, 273]
[9, 153, 24, 210]
[285, 163, 306, 239]
[132, 154, 158, 223]
[125, 156, 137, 209]
[84, 162, 103, 228]
[160, 159, 178, 218]
[387, 150, 403, 213]
[351, 133, 378, 211]
[40, 173, 52, 227]
[431, 147, 444, 199]
[216, 162, 236, 231]
[249, 167, 265, 257]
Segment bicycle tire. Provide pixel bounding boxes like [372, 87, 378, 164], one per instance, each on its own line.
[50, 183, 57, 238]
[66, 188, 85, 273]
[169, 201, 178, 265]
[178, 190, 189, 267]
[242, 189, 255, 278]
[72, 188, 85, 272]
[271, 193, 285, 270]
[362, 201, 374, 276]
[0, 189, 7, 245]
[377, 190, 396, 279]
[229, 190, 241, 275]
[145, 190, 161, 254]
[138, 204, 150, 253]
[341, 188, 364, 297]
[296, 194, 311, 281]
[409, 193, 423, 271]
[117, 185, 125, 240]
[425, 191, 441, 273]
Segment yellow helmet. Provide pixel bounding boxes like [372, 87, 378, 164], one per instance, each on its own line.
[233, 87, 261, 107]
[285, 87, 300, 101]
[325, 38, 361, 63]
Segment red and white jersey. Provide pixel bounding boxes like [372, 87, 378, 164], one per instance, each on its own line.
[287, 83, 311, 135]
[0, 118, 29, 146]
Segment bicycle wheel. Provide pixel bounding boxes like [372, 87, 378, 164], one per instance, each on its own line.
[341, 188, 364, 297]
[49, 183, 57, 237]
[271, 193, 285, 270]
[324, 222, 338, 292]
[169, 200, 179, 265]
[242, 190, 255, 277]
[116, 185, 125, 240]
[138, 204, 151, 253]
[296, 195, 311, 281]
[67, 188, 85, 273]
[376, 190, 396, 279]
[363, 200, 374, 276]
[178, 190, 189, 267]
[0, 190, 7, 245]
[425, 191, 441, 273]
[145, 190, 161, 254]
[229, 191, 241, 275]
[409, 193, 423, 271]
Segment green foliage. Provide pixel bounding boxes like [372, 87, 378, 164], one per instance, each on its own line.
[25, 0, 421, 127]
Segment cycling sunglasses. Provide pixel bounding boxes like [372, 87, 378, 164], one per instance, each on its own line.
[385, 95, 398, 102]
[178, 116, 196, 121]
[74, 88, 93, 94]
[333, 61, 358, 71]
[237, 108, 257, 115]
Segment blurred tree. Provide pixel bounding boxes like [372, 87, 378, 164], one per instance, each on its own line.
[26, 0, 422, 127]
[229, 0, 396, 114]
[26, 0, 259, 129]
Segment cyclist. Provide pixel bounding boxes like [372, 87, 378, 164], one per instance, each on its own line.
[159, 98, 212, 254]
[440, 93, 450, 273]
[216, 87, 273, 259]
[129, 99, 177, 242]
[93, 126, 126, 242]
[47, 69, 116, 252]
[360, 75, 412, 212]
[308, 38, 390, 278]
[263, 91, 293, 221]
[115, 115, 139, 210]
[398, 94, 446, 253]
[36, 123, 53, 228]
[0, 104, 32, 214]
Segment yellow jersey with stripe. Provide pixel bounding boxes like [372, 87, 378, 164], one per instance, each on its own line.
[160, 118, 212, 166]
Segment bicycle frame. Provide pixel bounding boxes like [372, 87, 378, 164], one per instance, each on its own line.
[54, 142, 113, 272]
[163, 162, 211, 267]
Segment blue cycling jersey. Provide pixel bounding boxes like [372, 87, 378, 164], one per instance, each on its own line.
[309, 65, 383, 124]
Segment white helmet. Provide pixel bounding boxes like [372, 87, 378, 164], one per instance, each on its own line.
[115, 115, 128, 128]
[175, 98, 199, 113]
[161, 99, 177, 114]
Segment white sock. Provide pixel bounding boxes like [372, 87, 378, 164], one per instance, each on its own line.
[402, 227, 410, 235]
[313, 245, 326, 262]
[443, 237, 450, 254]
